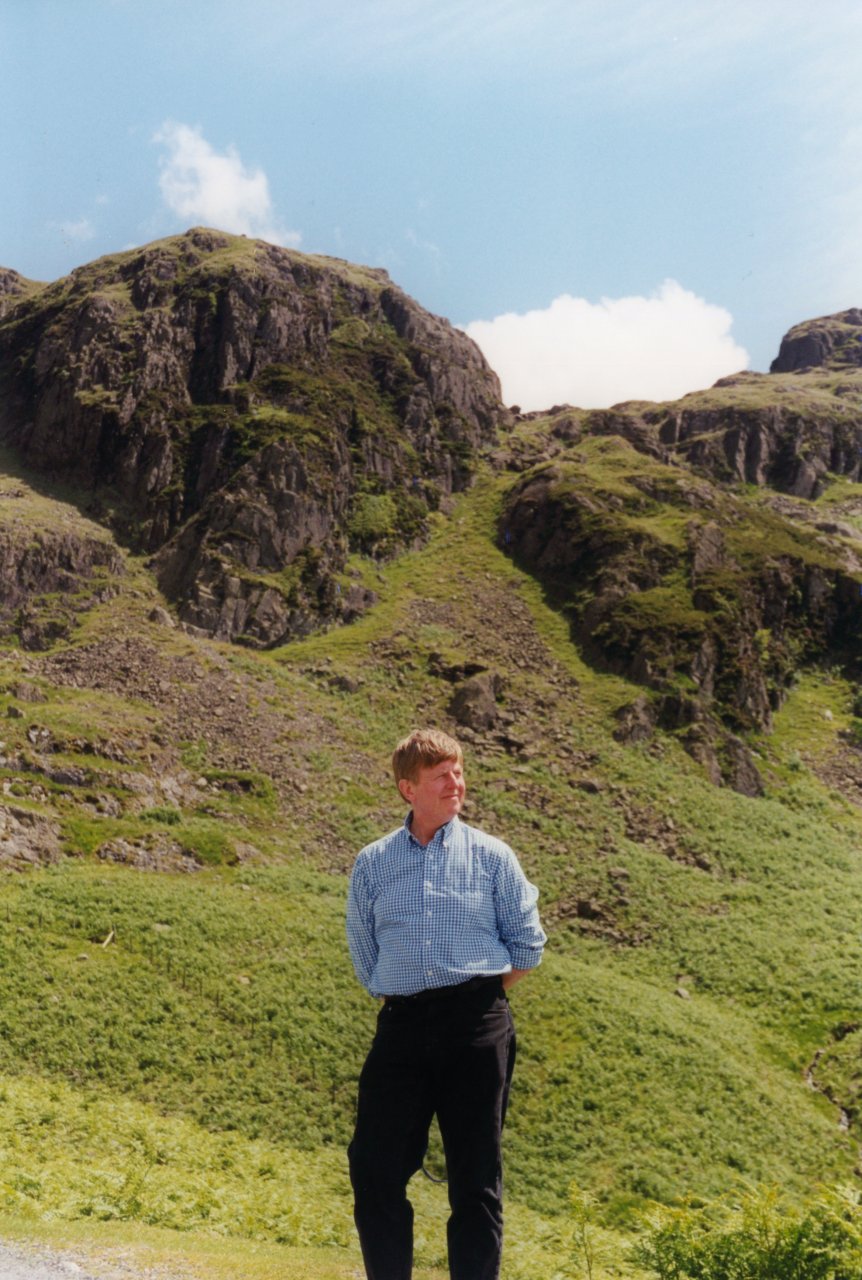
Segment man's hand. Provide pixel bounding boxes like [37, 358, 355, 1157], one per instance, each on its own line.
[502, 968, 530, 990]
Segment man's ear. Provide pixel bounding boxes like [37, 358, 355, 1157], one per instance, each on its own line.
[397, 777, 414, 804]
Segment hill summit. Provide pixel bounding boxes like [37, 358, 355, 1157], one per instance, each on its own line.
[0, 228, 503, 645]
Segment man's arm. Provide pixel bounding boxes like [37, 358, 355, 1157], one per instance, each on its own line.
[494, 847, 547, 982]
[502, 967, 531, 990]
[346, 857, 378, 993]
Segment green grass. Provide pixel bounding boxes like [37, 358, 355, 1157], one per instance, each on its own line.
[1, 444, 862, 1273]
[0, 1219, 385, 1280]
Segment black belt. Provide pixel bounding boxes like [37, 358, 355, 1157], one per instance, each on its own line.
[384, 974, 502, 1006]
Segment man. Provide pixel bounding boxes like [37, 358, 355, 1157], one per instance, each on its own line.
[346, 727, 546, 1280]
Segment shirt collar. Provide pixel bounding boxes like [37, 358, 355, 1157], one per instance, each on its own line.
[403, 812, 460, 847]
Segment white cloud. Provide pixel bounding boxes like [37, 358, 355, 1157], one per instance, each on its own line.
[57, 217, 95, 242]
[154, 121, 300, 247]
[463, 280, 749, 410]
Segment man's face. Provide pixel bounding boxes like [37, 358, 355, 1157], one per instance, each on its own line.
[398, 756, 466, 831]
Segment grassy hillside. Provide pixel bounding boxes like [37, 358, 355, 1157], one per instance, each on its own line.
[1, 454, 862, 1277]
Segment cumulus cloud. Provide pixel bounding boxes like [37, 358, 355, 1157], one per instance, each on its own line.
[463, 280, 750, 410]
[154, 121, 300, 247]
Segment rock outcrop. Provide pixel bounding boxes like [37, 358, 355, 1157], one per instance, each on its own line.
[771, 308, 862, 373]
[0, 802, 62, 867]
[501, 431, 862, 791]
[0, 229, 504, 643]
[0, 269, 43, 320]
[489, 311, 862, 789]
[0, 523, 123, 650]
[502, 327, 862, 503]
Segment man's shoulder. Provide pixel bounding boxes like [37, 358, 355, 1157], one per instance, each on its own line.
[355, 824, 409, 864]
[456, 820, 516, 861]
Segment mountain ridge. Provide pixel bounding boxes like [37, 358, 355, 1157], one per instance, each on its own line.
[4, 233, 862, 796]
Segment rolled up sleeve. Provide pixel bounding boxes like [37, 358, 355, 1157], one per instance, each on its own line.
[494, 849, 547, 971]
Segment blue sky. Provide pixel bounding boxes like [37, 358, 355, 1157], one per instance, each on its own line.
[3, 0, 862, 408]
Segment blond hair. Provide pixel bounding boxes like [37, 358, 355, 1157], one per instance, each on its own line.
[392, 728, 463, 785]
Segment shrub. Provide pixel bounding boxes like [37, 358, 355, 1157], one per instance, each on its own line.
[348, 493, 397, 552]
[632, 1185, 862, 1279]
[140, 806, 182, 825]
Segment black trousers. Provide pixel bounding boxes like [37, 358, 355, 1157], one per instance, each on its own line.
[348, 976, 516, 1280]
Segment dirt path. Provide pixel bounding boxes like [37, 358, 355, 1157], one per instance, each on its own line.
[0, 1240, 101, 1280]
[0, 1240, 195, 1280]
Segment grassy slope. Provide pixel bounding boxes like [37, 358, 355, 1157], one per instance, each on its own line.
[1, 463, 862, 1277]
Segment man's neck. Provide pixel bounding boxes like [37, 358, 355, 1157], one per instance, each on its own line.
[409, 813, 454, 847]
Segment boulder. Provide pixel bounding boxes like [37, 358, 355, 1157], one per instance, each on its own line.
[0, 804, 62, 868]
[449, 672, 503, 731]
[613, 697, 656, 744]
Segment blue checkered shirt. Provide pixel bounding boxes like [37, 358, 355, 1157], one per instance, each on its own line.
[346, 814, 546, 998]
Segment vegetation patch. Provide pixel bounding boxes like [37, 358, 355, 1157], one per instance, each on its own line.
[633, 1185, 862, 1279]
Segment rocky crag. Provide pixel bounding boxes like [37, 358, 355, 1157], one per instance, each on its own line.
[497, 310, 862, 790]
[2, 234, 862, 792]
[0, 229, 503, 644]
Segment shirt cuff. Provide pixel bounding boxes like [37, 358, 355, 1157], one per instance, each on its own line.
[508, 946, 544, 971]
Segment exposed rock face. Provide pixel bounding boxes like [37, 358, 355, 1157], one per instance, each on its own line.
[0, 269, 42, 319]
[771, 309, 862, 372]
[653, 402, 854, 499]
[489, 310, 862, 790]
[0, 524, 124, 649]
[501, 332, 862, 503]
[501, 435, 862, 791]
[0, 803, 62, 867]
[154, 436, 352, 643]
[613, 696, 656, 745]
[0, 229, 504, 643]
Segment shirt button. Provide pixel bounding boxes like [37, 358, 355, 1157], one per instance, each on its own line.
[426, 969, 433, 976]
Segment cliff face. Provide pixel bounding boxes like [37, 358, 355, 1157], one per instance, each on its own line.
[0, 523, 123, 650]
[0, 229, 504, 643]
[497, 316, 862, 792]
[0, 462, 126, 651]
[500, 436, 862, 791]
[770, 308, 862, 373]
[0, 269, 43, 320]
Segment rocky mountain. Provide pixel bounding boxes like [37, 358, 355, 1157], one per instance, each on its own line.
[1, 231, 862, 797]
[495, 322, 862, 790]
[0, 229, 503, 645]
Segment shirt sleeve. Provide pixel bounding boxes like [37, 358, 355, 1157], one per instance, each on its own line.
[346, 856, 379, 992]
[494, 848, 547, 970]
